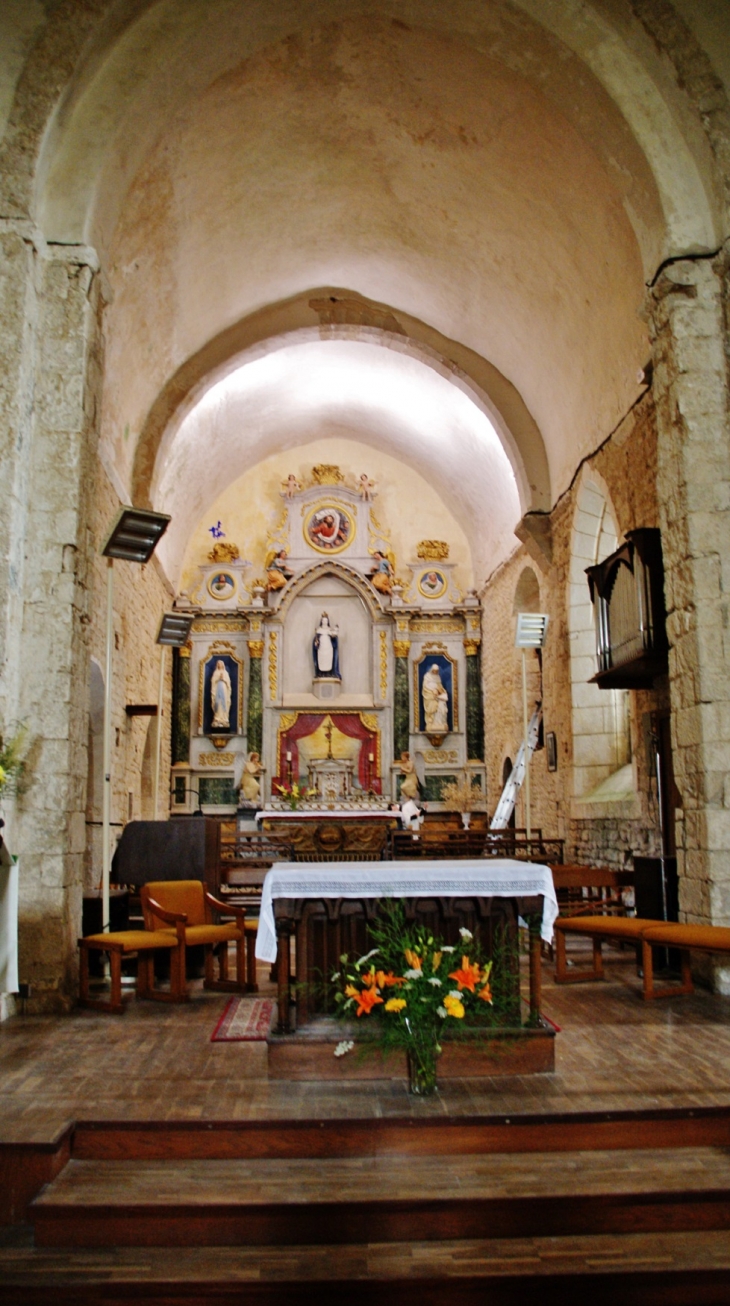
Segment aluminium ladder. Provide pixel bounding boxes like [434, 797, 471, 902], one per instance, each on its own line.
[490, 704, 543, 830]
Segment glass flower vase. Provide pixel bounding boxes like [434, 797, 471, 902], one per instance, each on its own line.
[407, 1043, 439, 1095]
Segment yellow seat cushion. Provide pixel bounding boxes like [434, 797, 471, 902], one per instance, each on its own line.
[81, 930, 179, 952]
[555, 915, 652, 938]
[145, 880, 207, 927]
[642, 923, 730, 952]
[244, 918, 259, 932]
[161, 923, 241, 945]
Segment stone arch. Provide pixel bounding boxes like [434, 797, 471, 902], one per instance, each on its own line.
[274, 559, 387, 622]
[569, 469, 631, 799]
[513, 566, 541, 614]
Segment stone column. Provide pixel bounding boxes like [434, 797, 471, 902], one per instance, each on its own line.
[464, 637, 485, 761]
[247, 640, 264, 756]
[393, 639, 410, 760]
[2, 237, 104, 1010]
[648, 249, 730, 957]
[171, 645, 191, 764]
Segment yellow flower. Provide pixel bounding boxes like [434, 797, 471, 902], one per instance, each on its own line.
[0, 765, 5, 787]
[385, 998, 407, 1012]
[404, 948, 422, 971]
[431, 952, 442, 972]
[443, 995, 465, 1019]
[344, 984, 359, 999]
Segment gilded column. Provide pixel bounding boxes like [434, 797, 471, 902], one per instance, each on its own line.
[247, 640, 264, 756]
[171, 645, 191, 764]
[393, 639, 411, 759]
[464, 637, 485, 761]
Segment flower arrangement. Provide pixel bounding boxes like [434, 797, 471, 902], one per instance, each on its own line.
[274, 780, 317, 810]
[0, 723, 29, 801]
[439, 773, 485, 814]
[332, 902, 499, 1094]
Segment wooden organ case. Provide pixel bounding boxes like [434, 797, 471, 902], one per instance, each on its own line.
[586, 527, 668, 690]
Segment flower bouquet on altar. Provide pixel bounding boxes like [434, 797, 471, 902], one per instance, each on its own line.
[332, 903, 503, 1095]
[274, 780, 317, 811]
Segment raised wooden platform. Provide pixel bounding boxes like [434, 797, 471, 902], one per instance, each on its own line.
[267, 1019, 556, 1080]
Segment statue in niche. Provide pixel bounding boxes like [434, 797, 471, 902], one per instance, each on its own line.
[398, 751, 420, 801]
[266, 548, 294, 591]
[313, 612, 341, 680]
[211, 659, 232, 729]
[421, 663, 449, 735]
[369, 549, 394, 595]
[239, 751, 262, 805]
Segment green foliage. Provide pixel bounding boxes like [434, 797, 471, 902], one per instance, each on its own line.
[0, 722, 29, 798]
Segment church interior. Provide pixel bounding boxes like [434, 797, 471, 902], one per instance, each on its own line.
[1, 1, 730, 1300]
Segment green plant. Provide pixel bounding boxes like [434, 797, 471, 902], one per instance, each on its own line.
[0, 722, 29, 798]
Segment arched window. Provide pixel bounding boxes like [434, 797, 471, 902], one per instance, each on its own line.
[569, 472, 631, 799]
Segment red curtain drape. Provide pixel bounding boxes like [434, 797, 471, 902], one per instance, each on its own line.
[277, 713, 381, 792]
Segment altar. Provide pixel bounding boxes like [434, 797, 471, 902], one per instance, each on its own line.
[167, 462, 486, 822]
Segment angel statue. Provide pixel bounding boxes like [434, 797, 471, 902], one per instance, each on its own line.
[234, 751, 263, 806]
[369, 549, 395, 595]
[281, 474, 302, 499]
[398, 750, 420, 801]
[210, 659, 232, 729]
[265, 548, 294, 591]
[313, 612, 341, 680]
[358, 473, 376, 502]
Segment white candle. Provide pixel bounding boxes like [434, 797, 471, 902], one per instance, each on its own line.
[286, 751, 292, 762]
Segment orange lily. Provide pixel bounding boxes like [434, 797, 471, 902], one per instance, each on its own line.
[344, 983, 359, 999]
[355, 988, 384, 1017]
[448, 955, 482, 993]
[404, 948, 422, 971]
[361, 968, 379, 989]
[478, 981, 493, 1003]
[376, 971, 406, 988]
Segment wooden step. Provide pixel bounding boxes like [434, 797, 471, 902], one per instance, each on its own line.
[31, 1148, 730, 1247]
[3, 1229, 730, 1304]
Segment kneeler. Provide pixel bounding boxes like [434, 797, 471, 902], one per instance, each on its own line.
[78, 926, 187, 1014]
[141, 880, 247, 992]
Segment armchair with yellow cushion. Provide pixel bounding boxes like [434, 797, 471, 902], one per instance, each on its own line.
[141, 879, 247, 992]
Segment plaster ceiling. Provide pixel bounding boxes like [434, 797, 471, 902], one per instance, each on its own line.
[156, 338, 520, 590]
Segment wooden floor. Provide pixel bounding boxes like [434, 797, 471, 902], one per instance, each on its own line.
[1, 945, 730, 1302]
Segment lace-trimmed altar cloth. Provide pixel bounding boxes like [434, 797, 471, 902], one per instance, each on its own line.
[255, 859, 558, 963]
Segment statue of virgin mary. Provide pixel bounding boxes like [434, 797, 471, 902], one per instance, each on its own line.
[312, 612, 341, 680]
[210, 659, 232, 729]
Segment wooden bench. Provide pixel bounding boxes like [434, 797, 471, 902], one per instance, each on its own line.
[554, 915, 650, 989]
[555, 915, 730, 1000]
[78, 927, 187, 1014]
[641, 923, 730, 999]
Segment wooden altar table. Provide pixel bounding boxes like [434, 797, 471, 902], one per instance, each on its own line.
[256, 860, 558, 1032]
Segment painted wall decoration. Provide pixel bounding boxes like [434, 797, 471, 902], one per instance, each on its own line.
[207, 571, 237, 601]
[414, 652, 457, 737]
[303, 502, 354, 554]
[199, 651, 243, 735]
[417, 569, 448, 599]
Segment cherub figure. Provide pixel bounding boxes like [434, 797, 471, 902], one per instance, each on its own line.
[358, 473, 376, 502]
[281, 474, 302, 499]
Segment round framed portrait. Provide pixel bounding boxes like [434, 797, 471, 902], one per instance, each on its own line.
[303, 503, 354, 554]
[417, 568, 447, 599]
[207, 570, 236, 601]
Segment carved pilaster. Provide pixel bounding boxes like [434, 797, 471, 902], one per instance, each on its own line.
[464, 638, 484, 761]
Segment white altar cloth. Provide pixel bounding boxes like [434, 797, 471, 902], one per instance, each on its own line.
[255, 859, 558, 963]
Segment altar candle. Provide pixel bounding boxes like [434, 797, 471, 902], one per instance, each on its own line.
[369, 753, 374, 762]
[286, 751, 292, 761]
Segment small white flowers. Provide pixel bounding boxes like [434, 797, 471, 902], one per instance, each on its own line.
[437, 1006, 447, 1019]
[404, 968, 422, 980]
[459, 927, 473, 942]
[334, 1040, 354, 1058]
[447, 990, 463, 1001]
[427, 977, 442, 986]
[441, 945, 455, 954]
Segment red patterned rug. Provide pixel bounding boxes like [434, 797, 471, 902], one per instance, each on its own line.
[211, 997, 275, 1042]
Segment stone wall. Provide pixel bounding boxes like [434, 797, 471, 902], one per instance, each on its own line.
[482, 392, 666, 870]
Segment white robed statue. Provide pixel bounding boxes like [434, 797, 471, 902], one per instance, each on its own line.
[421, 663, 449, 734]
[313, 612, 341, 680]
[210, 659, 232, 728]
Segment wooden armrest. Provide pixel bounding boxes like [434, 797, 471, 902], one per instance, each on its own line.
[145, 896, 188, 926]
[205, 890, 246, 922]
